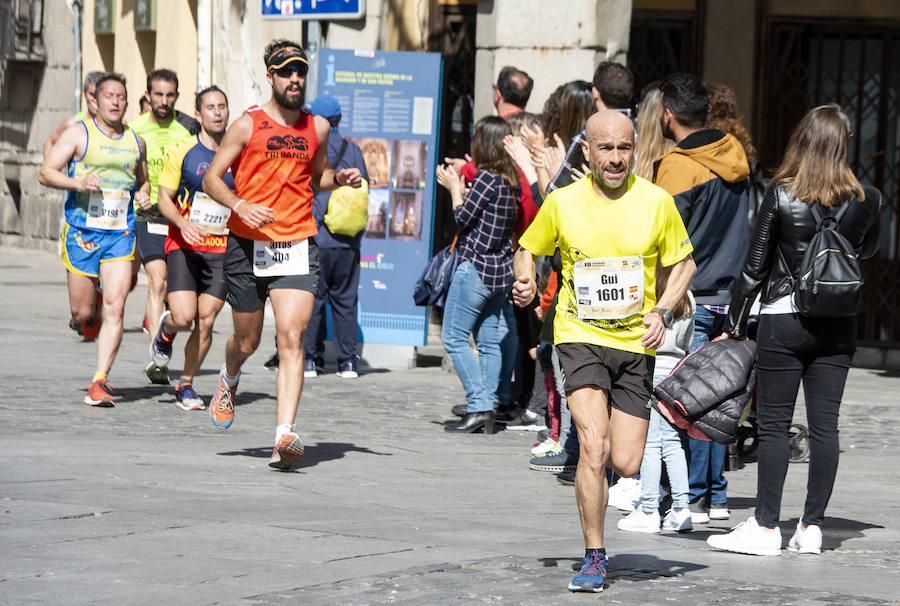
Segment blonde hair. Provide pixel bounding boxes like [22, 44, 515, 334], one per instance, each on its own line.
[634, 88, 673, 180]
[773, 104, 864, 206]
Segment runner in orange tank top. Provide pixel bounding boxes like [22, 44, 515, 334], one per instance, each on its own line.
[202, 39, 363, 471]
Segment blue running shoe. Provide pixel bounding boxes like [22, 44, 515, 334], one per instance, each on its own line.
[175, 382, 205, 411]
[568, 550, 607, 593]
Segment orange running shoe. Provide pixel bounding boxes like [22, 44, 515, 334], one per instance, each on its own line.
[84, 379, 115, 407]
[81, 288, 103, 341]
[209, 367, 237, 430]
[269, 433, 305, 470]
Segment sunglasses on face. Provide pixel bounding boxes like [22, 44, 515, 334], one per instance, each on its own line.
[272, 65, 307, 78]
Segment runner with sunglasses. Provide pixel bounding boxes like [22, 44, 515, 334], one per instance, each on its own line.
[202, 39, 363, 470]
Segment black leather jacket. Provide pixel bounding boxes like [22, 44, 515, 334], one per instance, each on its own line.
[726, 184, 884, 337]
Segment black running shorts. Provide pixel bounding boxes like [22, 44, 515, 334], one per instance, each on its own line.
[224, 234, 320, 313]
[555, 342, 655, 420]
[166, 248, 227, 300]
[134, 219, 168, 264]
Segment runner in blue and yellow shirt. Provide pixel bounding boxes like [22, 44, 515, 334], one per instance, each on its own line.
[39, 73, 150, 407]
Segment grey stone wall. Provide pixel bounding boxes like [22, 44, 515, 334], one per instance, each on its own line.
[0, 0, 76, 251]
[474, 0, 633, 121]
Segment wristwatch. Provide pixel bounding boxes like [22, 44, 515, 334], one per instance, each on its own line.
[332, 173, 340, 187]
[650, 307, 674, 328]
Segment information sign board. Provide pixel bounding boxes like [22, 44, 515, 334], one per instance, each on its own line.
[318, 48, 442, 346]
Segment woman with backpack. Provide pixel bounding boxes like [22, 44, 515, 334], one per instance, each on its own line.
[706, 104, 884, 556]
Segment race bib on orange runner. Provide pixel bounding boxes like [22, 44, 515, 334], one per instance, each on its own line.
[573, 255, 644, 320]
[253, 239, 309, 277]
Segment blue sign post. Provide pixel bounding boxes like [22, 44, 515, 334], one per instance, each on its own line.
[318, 48, 443, 347]
[262, 0, 365, 19]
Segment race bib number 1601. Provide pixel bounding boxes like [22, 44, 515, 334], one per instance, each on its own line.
[573, 255, 644, 320]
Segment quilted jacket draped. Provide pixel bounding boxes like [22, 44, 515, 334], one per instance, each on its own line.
[652, 338, 757, 444]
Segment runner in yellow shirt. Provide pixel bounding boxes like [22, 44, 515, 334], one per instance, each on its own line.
[129, 69, 200, 384]
[513, 110, 695, 594]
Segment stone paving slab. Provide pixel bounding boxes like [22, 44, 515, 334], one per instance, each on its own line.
[1, 246, 899, 605]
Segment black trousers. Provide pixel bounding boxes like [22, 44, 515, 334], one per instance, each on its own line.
[754, 313, 855, 528]
[303, 246, 361, 362]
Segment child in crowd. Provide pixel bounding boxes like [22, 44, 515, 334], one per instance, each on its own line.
[530, 260, 562, 456]
[617, 264, 695, 533]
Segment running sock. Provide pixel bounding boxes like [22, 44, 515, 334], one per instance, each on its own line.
[92, 372, 107, 382]
[276, 424, 294, 440]
[585, 548, 606, 558]
[177, 378, 192, 388]
[221, 365, 240, 388]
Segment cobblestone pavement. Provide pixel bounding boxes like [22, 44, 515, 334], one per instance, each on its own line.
[1, 246, 899, 605]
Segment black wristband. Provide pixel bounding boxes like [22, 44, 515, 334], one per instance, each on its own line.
[332, 173, 339, 187]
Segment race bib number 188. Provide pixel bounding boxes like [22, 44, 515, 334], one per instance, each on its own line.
[573, 255, 644, 320]
[253, 239, 309, 277]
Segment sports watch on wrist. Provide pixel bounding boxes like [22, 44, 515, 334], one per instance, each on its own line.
[650, 307, 674, 328]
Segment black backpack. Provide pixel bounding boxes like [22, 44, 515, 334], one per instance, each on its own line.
[790, 202, 862, 318]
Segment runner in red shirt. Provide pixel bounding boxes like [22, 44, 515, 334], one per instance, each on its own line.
[202, 40, 362, 470]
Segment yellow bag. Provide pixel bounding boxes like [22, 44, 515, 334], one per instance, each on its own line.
[323, 179, 369, 236]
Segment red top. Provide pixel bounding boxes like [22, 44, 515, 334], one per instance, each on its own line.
[229, 106, 319, 241]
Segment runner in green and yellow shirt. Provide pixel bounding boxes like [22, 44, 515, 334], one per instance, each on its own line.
[129, 68, 199, 384]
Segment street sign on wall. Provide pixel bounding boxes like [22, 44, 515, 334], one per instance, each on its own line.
[318, 48, 443, 347]
[262, 0, 365, 20]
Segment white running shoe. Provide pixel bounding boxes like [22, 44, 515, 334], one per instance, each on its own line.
[617, 508, 660, 533]
[608, 477, 641, 512]
[662, 508, 693, 533]
[709, 505, 731, 520]
[788, 520, 822, 555]
[706, 516, 782, 556]
[530, 437, 561, 457]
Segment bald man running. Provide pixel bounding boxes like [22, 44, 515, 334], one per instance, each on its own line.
[513, 110, 696, 593]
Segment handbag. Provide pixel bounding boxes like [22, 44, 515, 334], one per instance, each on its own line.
[413, 232, 460, 311]
[322, 139, 369, 236]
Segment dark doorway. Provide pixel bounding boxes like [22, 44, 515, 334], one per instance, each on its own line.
[758, 19, 900, 345]
[428, 0, 476, 253]
[628, 7, 705, 101]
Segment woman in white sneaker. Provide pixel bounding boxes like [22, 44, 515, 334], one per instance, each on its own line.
[618, 266, 694, 534]
[708, 105, 884, 556]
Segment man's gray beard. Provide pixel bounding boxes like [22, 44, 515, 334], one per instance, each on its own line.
[274, 85, 305, 110]
[592, 169, 629, 192]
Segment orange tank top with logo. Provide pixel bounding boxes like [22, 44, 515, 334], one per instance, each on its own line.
[229, 105, 319, 241]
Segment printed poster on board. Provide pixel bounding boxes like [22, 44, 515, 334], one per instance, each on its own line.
[319, 48, 442, 346]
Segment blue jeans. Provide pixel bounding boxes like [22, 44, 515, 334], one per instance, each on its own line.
[441, 262, 507, 413]
[686, 305, 728, 506]
[495, 301, 518, 406]
[640, 375, 690, 512]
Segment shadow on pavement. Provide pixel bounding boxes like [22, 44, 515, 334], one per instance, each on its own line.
[786, 515, 884, 552]
[538, 554, 707, 588]
[216, 441, 392, 470]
